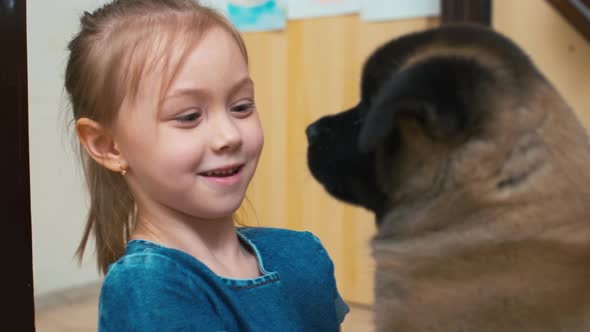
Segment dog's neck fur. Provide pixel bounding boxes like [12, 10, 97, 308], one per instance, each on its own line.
[371, 83, 590, 332]
[376, 82, 590, 245]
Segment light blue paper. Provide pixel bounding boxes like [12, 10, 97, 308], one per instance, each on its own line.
[287, 0, 360, 20]
[361, 0, 440, 22]
[202, 0, 287, 32]
[228, 0, 286, 32]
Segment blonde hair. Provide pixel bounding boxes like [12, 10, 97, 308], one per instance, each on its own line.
[65, 0, 248, 274]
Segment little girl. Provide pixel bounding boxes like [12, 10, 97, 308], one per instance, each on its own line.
[65, 0, 349, 331]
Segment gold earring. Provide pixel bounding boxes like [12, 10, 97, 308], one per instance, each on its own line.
[119, 163, 127, 176]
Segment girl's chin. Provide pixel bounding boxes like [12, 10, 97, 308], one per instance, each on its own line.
[196, 200, 245, 220]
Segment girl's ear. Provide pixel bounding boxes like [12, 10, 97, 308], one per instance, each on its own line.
[76, 118, 127, 173]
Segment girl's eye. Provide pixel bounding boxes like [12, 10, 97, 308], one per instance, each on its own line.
[175, 111, 201, 123]
[231, 102, 255, 115]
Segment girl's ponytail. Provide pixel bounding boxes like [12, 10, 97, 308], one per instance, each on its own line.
[76, 160, 135, 274]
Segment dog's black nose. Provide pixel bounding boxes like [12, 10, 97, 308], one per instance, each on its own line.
[306, 123, 320, 142]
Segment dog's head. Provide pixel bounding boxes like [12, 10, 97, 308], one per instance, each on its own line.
[306, 24, 589, 230]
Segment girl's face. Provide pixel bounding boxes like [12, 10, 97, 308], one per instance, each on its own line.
[114, 27, 263, 222]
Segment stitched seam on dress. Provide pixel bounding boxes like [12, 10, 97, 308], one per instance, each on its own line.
[229, 276, 281, 290]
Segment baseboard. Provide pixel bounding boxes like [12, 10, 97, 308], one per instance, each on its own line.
[34, 281, 102, 312]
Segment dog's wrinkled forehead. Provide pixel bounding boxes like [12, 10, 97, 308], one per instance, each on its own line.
[360, 24, 535, 106]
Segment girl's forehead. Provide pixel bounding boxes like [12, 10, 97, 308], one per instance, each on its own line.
[167, 30, 248, 85]
[120, 25, 247, 109]
[121, 33, 203, 105]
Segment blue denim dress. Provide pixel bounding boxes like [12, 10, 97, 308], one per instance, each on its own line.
[98, 227, 349, 331]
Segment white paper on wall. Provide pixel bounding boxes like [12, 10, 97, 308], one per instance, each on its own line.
[287, 0, 360, 20]
[361, 0, 440, 22]
[200, 0, 228, 14]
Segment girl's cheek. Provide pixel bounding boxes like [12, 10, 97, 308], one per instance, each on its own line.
[247, 124, 264, 155]
[156, 139, 201, 166]
[256, 131, 264, 152]
[251, 116, 264, 145]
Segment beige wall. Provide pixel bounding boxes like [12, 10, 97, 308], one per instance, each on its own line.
[28, 0, 109, 297]
[493, 0, 590, 128]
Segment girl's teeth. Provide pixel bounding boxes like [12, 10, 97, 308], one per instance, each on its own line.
[205, 168, 237, 176]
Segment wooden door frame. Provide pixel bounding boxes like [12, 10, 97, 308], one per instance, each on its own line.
[546, 0, 590, 42]
[1, 0, 35, 330]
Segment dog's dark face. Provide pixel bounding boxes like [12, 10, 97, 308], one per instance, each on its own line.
[306, 24, 547, 225]
[306, 104, 387, 217]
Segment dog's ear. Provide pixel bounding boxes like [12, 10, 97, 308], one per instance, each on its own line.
[358, 56, 493, 152]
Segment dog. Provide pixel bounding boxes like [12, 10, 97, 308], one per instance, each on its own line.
[306, 24, 590, 332]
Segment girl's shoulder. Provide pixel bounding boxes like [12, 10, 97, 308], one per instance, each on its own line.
[238, 227, 334, 268]
[98, 241, 225, 331]
[101, 239, 222, 294]
[102, 240, 193, 286]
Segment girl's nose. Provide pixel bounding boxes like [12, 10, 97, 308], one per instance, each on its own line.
[210, 113, 242, 152]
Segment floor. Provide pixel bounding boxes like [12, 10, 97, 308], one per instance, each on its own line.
[35, 283, 375, 331]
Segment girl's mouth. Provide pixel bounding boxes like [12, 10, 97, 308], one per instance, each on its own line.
[198, 164, 244, 179]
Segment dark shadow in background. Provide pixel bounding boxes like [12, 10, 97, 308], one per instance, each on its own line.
[441, 0, 492, 26]
[1, 0, 35, 330]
